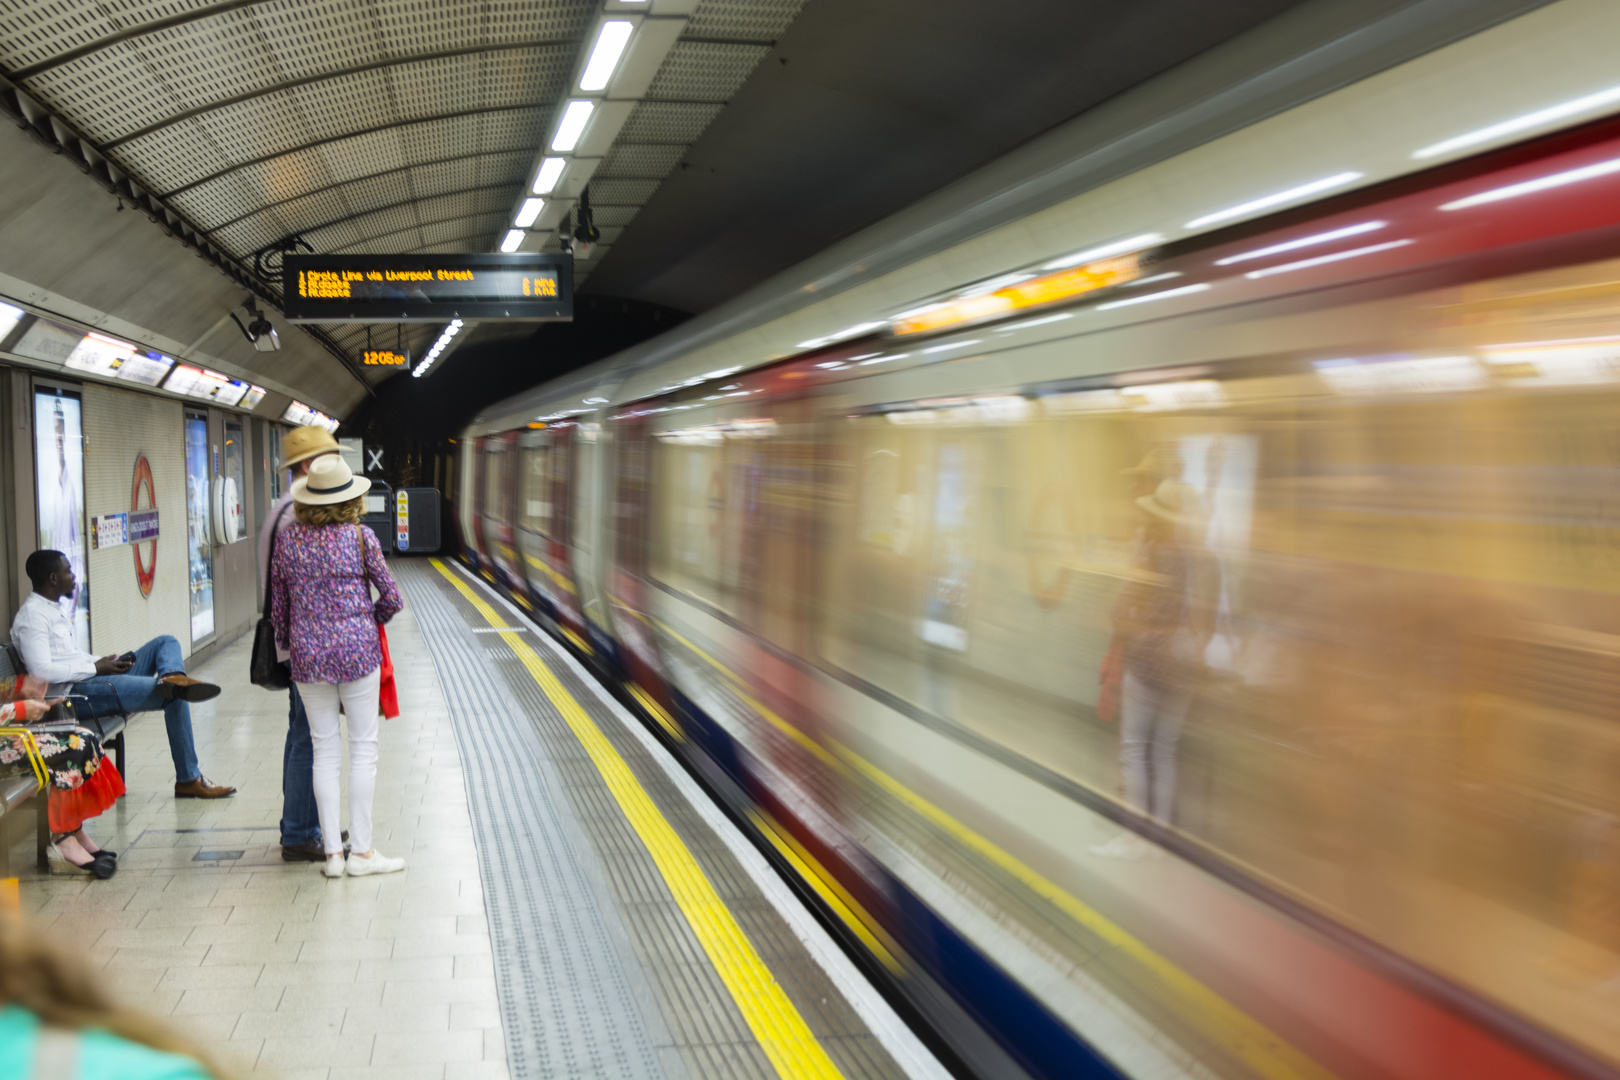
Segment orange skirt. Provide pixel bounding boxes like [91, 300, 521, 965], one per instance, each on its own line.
[48, 760, 125, 833]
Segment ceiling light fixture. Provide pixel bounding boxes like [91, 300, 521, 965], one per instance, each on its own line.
[1242, 238, 1412, 278]
[1214, 221, 1386, 265]
[795, 321, 886, 350]
[922, 339, 982, 355]
[1121, 272, 1184, 288]
[579, 21, 636, 92]
[413, 319, 466, 378]
[551, 100, 596, 152]
[1440, 155, 1620, 210]
[994, 312, 1075, 332]
[514, 198, 545, 228]
[1185, 172, 1363, 230]
[1094, 282, 1212, 310]
[1043, 234, 1164, 271]
[1414, 85, 1620, 160]
[533, 157, 566, 195]
[500, 229, 524, 252]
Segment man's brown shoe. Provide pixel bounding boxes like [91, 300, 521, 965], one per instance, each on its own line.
[174, 776, 236, 799]
[157, 674, 221, 703]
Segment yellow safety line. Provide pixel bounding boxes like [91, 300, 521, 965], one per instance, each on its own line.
[831, 742, 1336, 1080]
[652, 619, 1337, 1080]
[626, 681, 684, 742]
[430, 560, 844, 1080]
[747, 808, 904, 976]
[525, 552, 579, 594]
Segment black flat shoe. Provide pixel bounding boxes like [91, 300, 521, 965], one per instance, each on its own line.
[51, 840, 115, 879]
[91, 849, 116, 863]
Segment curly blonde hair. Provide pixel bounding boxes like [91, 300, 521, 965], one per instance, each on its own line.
[294, 495, 363, 526]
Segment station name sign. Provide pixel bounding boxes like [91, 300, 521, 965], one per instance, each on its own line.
[282, 253, 572, 323]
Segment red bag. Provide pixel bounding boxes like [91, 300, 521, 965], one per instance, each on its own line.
[1096, 639, 1124, 724]
[377, 623, 399, 720]
[357, 525, 400, 720]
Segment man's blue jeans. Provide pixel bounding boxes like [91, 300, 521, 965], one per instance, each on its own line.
[70, 634, 200, 784]
[281, 685, 321, 846]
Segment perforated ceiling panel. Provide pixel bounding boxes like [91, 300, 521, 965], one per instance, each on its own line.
[0, 0, 809, 377]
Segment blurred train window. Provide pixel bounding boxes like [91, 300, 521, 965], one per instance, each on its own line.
[650, 426, 736, 615]
[521, 436, 552, 537]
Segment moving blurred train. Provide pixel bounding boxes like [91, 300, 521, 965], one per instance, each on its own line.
[455, 3, 1620, 1077]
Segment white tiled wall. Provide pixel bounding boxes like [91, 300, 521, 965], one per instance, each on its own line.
[82, 384, 191, 658]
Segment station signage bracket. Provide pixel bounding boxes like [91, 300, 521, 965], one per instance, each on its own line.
[282, 253, 573, 323]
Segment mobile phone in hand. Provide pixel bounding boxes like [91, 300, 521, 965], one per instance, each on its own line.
[117, 652, 136, 664]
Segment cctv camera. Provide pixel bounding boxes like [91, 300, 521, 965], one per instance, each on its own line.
[232, 298, 282, 351]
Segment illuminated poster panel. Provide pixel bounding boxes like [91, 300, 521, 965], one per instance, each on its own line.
[15, 319, 85, 365]
[34, 389, 89, 650]
[119, 351, 177, 387]
[184, 413, 214, 641]
[165, 364, 250, 406]
[282, 253, 571, 322]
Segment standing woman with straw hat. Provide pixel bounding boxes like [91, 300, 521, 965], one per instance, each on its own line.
[270, 454, 405, 878]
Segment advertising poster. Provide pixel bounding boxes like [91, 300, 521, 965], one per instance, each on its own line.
[184, 415, 215, 641]
[34, 390, 89, 650]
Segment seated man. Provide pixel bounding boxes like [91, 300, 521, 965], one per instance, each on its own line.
[11, 549, 235, 799]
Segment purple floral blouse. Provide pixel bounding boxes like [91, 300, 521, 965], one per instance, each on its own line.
[270, 523, 403, 685]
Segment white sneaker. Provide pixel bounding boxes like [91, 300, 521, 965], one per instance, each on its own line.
[321, 854, 346, 878]
[345, 850, 404, 876]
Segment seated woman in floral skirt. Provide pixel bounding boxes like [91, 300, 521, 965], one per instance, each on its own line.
[0, 674, 124, 878]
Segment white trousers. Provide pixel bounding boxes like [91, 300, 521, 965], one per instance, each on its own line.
[298, 667, 381, 857]
[1119, 671, 1189, 823]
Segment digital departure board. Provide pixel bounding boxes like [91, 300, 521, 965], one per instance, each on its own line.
[282, 253, 571, 323]
[362, 350, 409, 366]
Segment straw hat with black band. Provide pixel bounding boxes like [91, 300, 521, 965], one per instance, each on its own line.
[281, 425, 340, 469]
[292, 454, 371, 506]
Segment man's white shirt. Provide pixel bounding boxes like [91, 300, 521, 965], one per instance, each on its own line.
[10, 591, 96, 685]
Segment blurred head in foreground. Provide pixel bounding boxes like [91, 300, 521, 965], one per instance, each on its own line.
[0, 912, 226, 1078]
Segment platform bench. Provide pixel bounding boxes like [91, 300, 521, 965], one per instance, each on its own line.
[0, 644, 129, 871]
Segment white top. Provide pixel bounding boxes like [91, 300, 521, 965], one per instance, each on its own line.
[10, 591, 96, 685]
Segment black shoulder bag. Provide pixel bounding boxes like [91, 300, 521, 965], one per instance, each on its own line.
[250, 505, 292, 690]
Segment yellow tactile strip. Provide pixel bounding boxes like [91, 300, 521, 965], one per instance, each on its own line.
[430, 559, 846, 1080]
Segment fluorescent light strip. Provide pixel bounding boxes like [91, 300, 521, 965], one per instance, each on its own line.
[1214, 221, 1385, 266]
[994, 313, 1074, 332]
[413, 319, 465, 377]
[1121, 272, 1183, 288]
[500, 229, 524, 252]
[551, 100, 595, 152]
[1414, 85, 1620, 160]
[1440, 155, 1620, 211]
[514, 198, 544, 228]
[579, 20, 635, 92]
[922, 339, 982, 355]
[1095, 283, 1211, 311]
[1242, 238, 1412, 279]
[1185, 172, 1363, 230]
[795, 321, 886, 350]
[533, 157, 566, 195]
[1043, 233, 1163, 271]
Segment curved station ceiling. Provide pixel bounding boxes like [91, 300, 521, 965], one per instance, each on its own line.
[0, 0, 1334, 415]
[0, 0, 807, 401]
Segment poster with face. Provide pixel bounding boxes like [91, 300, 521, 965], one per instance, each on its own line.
[34, 391, 89, 650]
